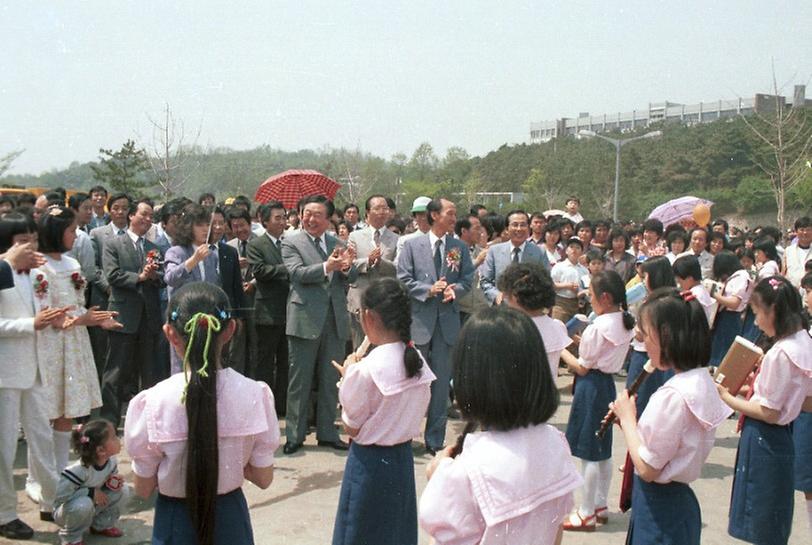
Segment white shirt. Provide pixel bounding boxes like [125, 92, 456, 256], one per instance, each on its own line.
[305, 231, 332, 278]
[428, 231, 446, 259]
[11, 269, 34, 313]
[551, 259, 588, 298]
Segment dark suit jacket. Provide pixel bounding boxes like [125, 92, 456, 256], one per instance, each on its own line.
[217, 241, 247, 319]
[0, 260, 13, 290]
[102, 234, 164, 335]
[247, 234, 289, 326]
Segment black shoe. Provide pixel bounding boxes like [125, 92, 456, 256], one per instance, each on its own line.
[39, 511, 54, 522]
[0, 519, 34, 540]
[425, 446, 438, 457]
[317, 439, 349, 451]
[283, 442, 303, 455]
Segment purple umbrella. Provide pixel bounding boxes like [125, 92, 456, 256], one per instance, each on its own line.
[648, 196, 714, 227]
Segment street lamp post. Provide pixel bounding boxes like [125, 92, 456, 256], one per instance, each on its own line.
[578, 129, 661, 221]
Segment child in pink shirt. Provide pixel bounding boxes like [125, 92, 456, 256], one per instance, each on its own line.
[124, 282, 279, 545]
[611, 288, 732, 544]
[497, 262, 571, 378]
[332, 277, 435, 545]
[717, 275, 812, 545]
[419, 307, 582, 544]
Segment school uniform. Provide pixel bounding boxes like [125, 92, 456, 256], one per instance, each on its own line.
[689, 283, 717, 329]
[333, 342, 435, 545]
[566, 311, 634, 461]
[531, 315, 571, 378]
[728, 329, 812, 545]
[627, 368, 732, 544]
[419, 424, 582, 545]
[550, 259, 588, 323]
[626, 335, 674, 418]
[124, 368, 280, 545]
[710, 269, 750, 365]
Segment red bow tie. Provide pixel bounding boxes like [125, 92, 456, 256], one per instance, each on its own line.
[17, 269, 30, 275]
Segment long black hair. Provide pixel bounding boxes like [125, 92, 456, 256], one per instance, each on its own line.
[641, 255, 676, 291]
[751, 275, 809, 341]
[361, 277, 422, 377]
[167, 282, 233, 545]
[38, 206, 76, 253]
[452, 307, 558, 430]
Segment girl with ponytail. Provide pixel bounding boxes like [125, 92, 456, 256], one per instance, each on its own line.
[124, 282, 279, 545]
[562, 270, 635, 532]
[331, 277, 435, 545]
[611, 288, 732, 544]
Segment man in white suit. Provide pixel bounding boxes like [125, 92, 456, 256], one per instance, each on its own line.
[0, 217, 67, 539]
[346, 194, 399, 349]
[480, 209, 549, 305]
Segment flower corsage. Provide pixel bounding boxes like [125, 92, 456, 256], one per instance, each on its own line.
[445, 248, 462, 272]
[70, 272, 86, 291]
[34, 273, 49, 299]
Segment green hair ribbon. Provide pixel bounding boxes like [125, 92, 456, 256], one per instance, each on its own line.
[180, 312, 222, 403]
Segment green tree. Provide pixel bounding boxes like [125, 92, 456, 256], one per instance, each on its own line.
[89, 140, 154, 196]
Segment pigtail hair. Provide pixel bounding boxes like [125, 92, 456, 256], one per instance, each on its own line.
[361, 277, 423, 378]
[593, 270, 635, 330]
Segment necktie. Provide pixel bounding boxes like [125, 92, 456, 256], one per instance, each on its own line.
[136, 237, 145, 265]
[313, 237, 328, 260]
[276, 238, 282, 252]
[240, 240, 247, 257]
[512, 246, 520, 263]
[373, 229, 380, 246]
[434, 239, 443, 277]
[117, 229, 125, 236]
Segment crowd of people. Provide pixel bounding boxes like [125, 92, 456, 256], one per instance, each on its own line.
[0, 185, 810, 545]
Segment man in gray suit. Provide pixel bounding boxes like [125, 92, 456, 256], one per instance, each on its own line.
[100, 200, 165, 428]
[397, 198, 474, 455]
[88, 192, 131, 380]
[281, 195, 358, 454]
[480, 209, 550, 305]
[346, 194, 399, 349]
[247, 201, 290, 417]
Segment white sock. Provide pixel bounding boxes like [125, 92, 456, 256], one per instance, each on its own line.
[578, 460, 599, 518]
[595, 459, 613, 509]
[806, 499, 812, 532]
[53, 430, 73, 473]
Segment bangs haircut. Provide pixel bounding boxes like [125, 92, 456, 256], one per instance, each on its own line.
[751, 275, 809, 340]
[672, 255, 702, 282]
[0, 211, 37, 252]
[712, 250, 742, 281]
[452, 307, 558, 430]
[642, 256, 676, 290]
[38, 206, 76, 253]
[496, 262, 556, 311]
[640, 288, 711, 371]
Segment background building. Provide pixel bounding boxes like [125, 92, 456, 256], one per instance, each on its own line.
[530, 85, 809, 143]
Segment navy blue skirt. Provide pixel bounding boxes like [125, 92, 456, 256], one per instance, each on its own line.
[793, 411, 812, 492]
[153, 488, 253, 545]
[626, 350, 674, 417]
[740, 307, 761, 343]
[566, 370, 616, 461]
[626, 476, 700, 545]
[332, 441, 417, 545]
[728, 417, 795, 545]
[710, 310, 742, 366]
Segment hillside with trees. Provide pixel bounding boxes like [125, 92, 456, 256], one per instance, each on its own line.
[2, 109, 810, 224]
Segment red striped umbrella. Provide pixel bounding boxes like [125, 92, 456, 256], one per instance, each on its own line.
[254, 169, 341, 208]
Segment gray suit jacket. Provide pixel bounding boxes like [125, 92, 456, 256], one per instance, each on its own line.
[102, 233, 163, 335]
[346, 225, 399, 313]
[90, 223, 126, 307]
[397, 233, 473, 346]
[480, 240, 549, 304]
[281, 230, 358, 340]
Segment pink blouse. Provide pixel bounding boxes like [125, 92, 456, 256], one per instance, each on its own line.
[578, 311, 634, 373]
[419, 424, 582, 545]
[532, 315, 571, 377]
[637, 368, 732, 483]
[724, 269, 751, 312]
[124, 368, 280, 498]
[340, 342, 435, 446]
[751, 329, 812, 425]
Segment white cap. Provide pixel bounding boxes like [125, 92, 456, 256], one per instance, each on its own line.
[411, 196, 431, 213]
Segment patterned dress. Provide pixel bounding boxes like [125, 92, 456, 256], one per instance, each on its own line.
[31, 255, 101, 419]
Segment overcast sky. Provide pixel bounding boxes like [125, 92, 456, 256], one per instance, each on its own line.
[2, 1, 810, 175]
